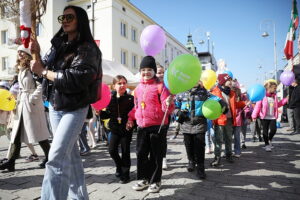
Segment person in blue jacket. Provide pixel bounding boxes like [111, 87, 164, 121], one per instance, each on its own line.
[175, 81, 227, 179]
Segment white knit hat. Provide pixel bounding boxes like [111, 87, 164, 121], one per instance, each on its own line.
[17, 45, 31, 56]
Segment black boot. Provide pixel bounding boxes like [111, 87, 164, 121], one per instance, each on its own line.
[0, 159, 15, 172]
[196, 166, 206, 180]
[210, 156, 221, 167]
[226, 155, 234, 163]
[187, 160, 195, 172]
[39, 159, 48, 169]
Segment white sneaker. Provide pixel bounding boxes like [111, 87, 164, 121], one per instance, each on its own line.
[269, 141, 274, 148]
[162, 158, 168, 170]
[132, 180, 149, 191]
[147, 182, 161, 193]
[205, 148, 211, 154]
[233, 154, 241, 158]
[211, 143, 215, 152]
[265, 145, 272, 152]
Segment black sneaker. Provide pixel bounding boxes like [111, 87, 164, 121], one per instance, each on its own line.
[187, 161, 195, 172]
[210, 157, 221, 167]
[119, 177, 130, 184]
[226, 155, 234, 163]
[197, 170, 206, 179]
[241, 144, 247, 149]
[39, 159, 48, 169]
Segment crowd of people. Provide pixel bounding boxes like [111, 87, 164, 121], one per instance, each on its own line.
[0, 5, 300, 200]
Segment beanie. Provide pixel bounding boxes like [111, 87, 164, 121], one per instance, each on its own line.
[218, 73, 231, 85]
[140, 56, 157, 73]
[17, 45, 32, 56]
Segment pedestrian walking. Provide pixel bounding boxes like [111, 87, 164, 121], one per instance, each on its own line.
[289, 65, 300, 135]
[30, 5, 102, 200]
[127, 56, 174, 193]
[175, 81, 226, 179]
[101, 75, 134, 184]
[252, 80, 288, 152]
[210, 73, 246, 167]
[0, 46, 51, 172]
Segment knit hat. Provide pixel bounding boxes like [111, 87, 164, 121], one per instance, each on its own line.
[17, 45, 31, 56]
[218, 73, 231, 85]
[140, 56, 157, 73]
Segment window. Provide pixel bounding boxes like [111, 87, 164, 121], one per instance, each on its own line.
[131, 27, 137, 42]
[132, 54, 137, 69]
[120, 21, 127, 37]
[1, 30, 8, 44]
[2, 57, 8, 71]
[121, 49, 127, 66]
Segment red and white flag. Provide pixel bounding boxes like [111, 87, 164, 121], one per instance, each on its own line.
[284, 0, 299, 60]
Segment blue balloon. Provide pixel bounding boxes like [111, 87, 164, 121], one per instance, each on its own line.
[224, 70, 233, 79]
[247, 84, 265, 102]
[163, 69, 169, 89]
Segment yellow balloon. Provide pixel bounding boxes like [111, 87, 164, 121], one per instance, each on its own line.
[201, 69, 217, 90]
[0, 89, 16, 111]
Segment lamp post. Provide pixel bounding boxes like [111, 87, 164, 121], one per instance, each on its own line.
[260, 20, 278, 81]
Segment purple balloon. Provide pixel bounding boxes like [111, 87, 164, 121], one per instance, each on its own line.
[140, 25, 166, 56]
[280, 71, 295, 86]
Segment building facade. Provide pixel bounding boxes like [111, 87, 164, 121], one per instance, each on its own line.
[0, 0, 190, 80]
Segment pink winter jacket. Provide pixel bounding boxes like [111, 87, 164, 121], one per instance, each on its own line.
[128, 78, 174, 128]
[252, 95, 288, 120]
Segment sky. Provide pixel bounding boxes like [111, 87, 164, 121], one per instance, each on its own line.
[130, 0, 294, 88]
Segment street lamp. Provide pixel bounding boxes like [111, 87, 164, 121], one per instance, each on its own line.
[260, 20, 278, 81]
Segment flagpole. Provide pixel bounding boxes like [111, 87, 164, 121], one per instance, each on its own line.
[273, 22, 278, 80]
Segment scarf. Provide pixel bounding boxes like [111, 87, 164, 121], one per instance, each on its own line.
[266, 92, 276, 98]
[218, 84, 231, 95]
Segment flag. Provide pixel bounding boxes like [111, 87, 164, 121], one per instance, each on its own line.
[284, 0, 299, 60]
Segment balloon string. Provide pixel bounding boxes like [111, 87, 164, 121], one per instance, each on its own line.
[158, 104, 169, 134]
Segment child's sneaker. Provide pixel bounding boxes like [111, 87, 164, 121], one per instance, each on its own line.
[25, 154, 39, 162]
[265, 145, 272, 152]
[205, 147, 211, 154]
[132, 180, 149, 191]
[162, 158, 168, 170]
[147, 182, 161, 193]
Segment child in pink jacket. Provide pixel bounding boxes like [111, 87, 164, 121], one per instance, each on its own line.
[127, 56, 174, 193]
[252, 81, 287, 152]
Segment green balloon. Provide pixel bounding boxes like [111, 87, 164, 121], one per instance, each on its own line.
[167, 54, 202, 94]
[202, 99, 222, 120]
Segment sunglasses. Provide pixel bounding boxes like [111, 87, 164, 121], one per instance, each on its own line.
[57, 14, 75, 24]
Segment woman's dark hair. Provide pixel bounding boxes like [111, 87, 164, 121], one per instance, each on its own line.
[54, 5, 97, 48]
[112, 75, 128, 85]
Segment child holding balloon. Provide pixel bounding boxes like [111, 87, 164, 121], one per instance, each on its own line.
[175, 80, 226, 179]
[252, 80, 288, 152]
[210, 73, 247, 167]
[127, 56, 174, 193]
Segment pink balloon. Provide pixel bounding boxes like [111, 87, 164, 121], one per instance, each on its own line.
[280, 71, 295, 86]
[91, 83, 111, 111]
[140, 25, 166, 56]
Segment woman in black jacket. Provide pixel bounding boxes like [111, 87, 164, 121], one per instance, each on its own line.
[101, 75, 134, 184]
[30, 6, 102, 200]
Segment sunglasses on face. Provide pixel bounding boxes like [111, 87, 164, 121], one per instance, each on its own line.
[57, 14, 75, 24]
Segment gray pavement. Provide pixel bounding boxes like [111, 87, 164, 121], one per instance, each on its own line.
[0, 123, 300, 200]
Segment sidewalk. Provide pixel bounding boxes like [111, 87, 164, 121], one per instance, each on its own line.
[0, 123, 300, 200]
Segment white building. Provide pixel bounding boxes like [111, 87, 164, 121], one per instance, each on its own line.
[0, 0, 190, 80]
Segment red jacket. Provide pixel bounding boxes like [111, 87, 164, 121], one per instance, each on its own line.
[211, 86, 246, 126]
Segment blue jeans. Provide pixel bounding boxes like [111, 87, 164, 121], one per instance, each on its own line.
[79, 122, 90, 154]
[233, 126, 241, 155]
[205, 128, 214, 148]
[41, 104, 89, 200]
